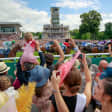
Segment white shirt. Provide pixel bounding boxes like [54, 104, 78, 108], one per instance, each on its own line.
[75, 93, 86, 112]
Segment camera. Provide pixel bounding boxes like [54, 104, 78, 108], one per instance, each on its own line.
[78, 54, 83, 59]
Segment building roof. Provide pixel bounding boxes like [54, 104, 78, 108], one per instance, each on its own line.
[0, 22, 22, 27]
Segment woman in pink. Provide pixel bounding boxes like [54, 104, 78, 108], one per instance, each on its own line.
[20, 32, 39, 70]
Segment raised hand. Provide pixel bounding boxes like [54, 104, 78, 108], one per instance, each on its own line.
[51, 70, 60, 91]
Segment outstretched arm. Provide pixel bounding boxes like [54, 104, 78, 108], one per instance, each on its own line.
[35, 40, 40, 52]
[35, 40, 45, 66]
[53, 40, 64, 63]
[51, 71, 69, 112]
[82, 54, 92, 107]
[69, 39, 79, 52]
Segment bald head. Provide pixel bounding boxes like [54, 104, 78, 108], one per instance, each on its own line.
[99, 60, 108, 71]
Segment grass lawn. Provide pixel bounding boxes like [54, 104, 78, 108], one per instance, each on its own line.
[4, 50, 110, 63]
[16, 51, 39, 57]
[15, 50, 75, 64]
[16, 50, 110, 58]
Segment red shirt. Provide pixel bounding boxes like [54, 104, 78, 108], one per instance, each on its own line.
[24, 40, 36, 48]
[63, 42, 70, 47]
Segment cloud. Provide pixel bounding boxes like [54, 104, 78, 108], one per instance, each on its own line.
[60, 14, 81, 30]
[52, 0, 100, 10]
[0, 0, 112, 33]
[0, 0, 50, 32]
[100, 13, 112, 31]
[60, 12, 112, 32]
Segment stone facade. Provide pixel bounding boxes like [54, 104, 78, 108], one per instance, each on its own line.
[42, 7, 70, 39]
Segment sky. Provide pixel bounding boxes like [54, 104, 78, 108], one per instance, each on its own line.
[0, 0, 112, 32]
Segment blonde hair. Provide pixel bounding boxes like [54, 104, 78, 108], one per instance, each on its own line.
[24, 32, 33, 41]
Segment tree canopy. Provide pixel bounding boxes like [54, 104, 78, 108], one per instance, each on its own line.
[104, 22, 112, 39]
[79, 10, 102, 40]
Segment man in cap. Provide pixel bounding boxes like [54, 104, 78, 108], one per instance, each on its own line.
[0, 62, 10, 76]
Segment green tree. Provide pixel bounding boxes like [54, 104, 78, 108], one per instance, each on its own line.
[97, 31, 105, 40]
[79, 10, 102, 40]
[70, 29, 80, 39]
[104, 22, 112, 39]
[31, 32, 42, 39]
[37, 32, 42, 39]
[32, 32, 36, 36]
[81, 32, 91, 40]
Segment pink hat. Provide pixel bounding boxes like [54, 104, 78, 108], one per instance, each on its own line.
[58, 51, 81, 86]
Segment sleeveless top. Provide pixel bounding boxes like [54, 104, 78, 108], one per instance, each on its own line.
[50, 93, 86, 112]
[20, 40, 37, 65]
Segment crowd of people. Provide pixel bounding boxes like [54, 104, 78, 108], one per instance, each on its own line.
[0, 32, 112, 112]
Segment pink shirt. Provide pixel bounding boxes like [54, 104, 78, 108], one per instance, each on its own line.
[20, 40, 37, 65]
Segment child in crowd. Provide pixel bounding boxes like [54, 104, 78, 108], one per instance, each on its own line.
[0, 76, 11, 91]
[20, 32, 39, 70]
[0, 75, 17, 97]
[29, 65, 52, 112]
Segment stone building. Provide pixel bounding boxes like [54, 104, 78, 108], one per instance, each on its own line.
[0, 22, 22, 40]
[42, 7, 70, 39]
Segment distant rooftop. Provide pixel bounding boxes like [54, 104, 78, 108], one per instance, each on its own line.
[0, 22, 22, 27]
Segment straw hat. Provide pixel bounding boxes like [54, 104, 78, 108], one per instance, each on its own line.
[0, 62, 10, 74]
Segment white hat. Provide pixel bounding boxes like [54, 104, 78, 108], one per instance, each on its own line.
[0, 62, 10, 74]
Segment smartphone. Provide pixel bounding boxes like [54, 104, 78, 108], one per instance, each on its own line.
[78, 54, 83, 59]
[56, 71, 61, 76]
